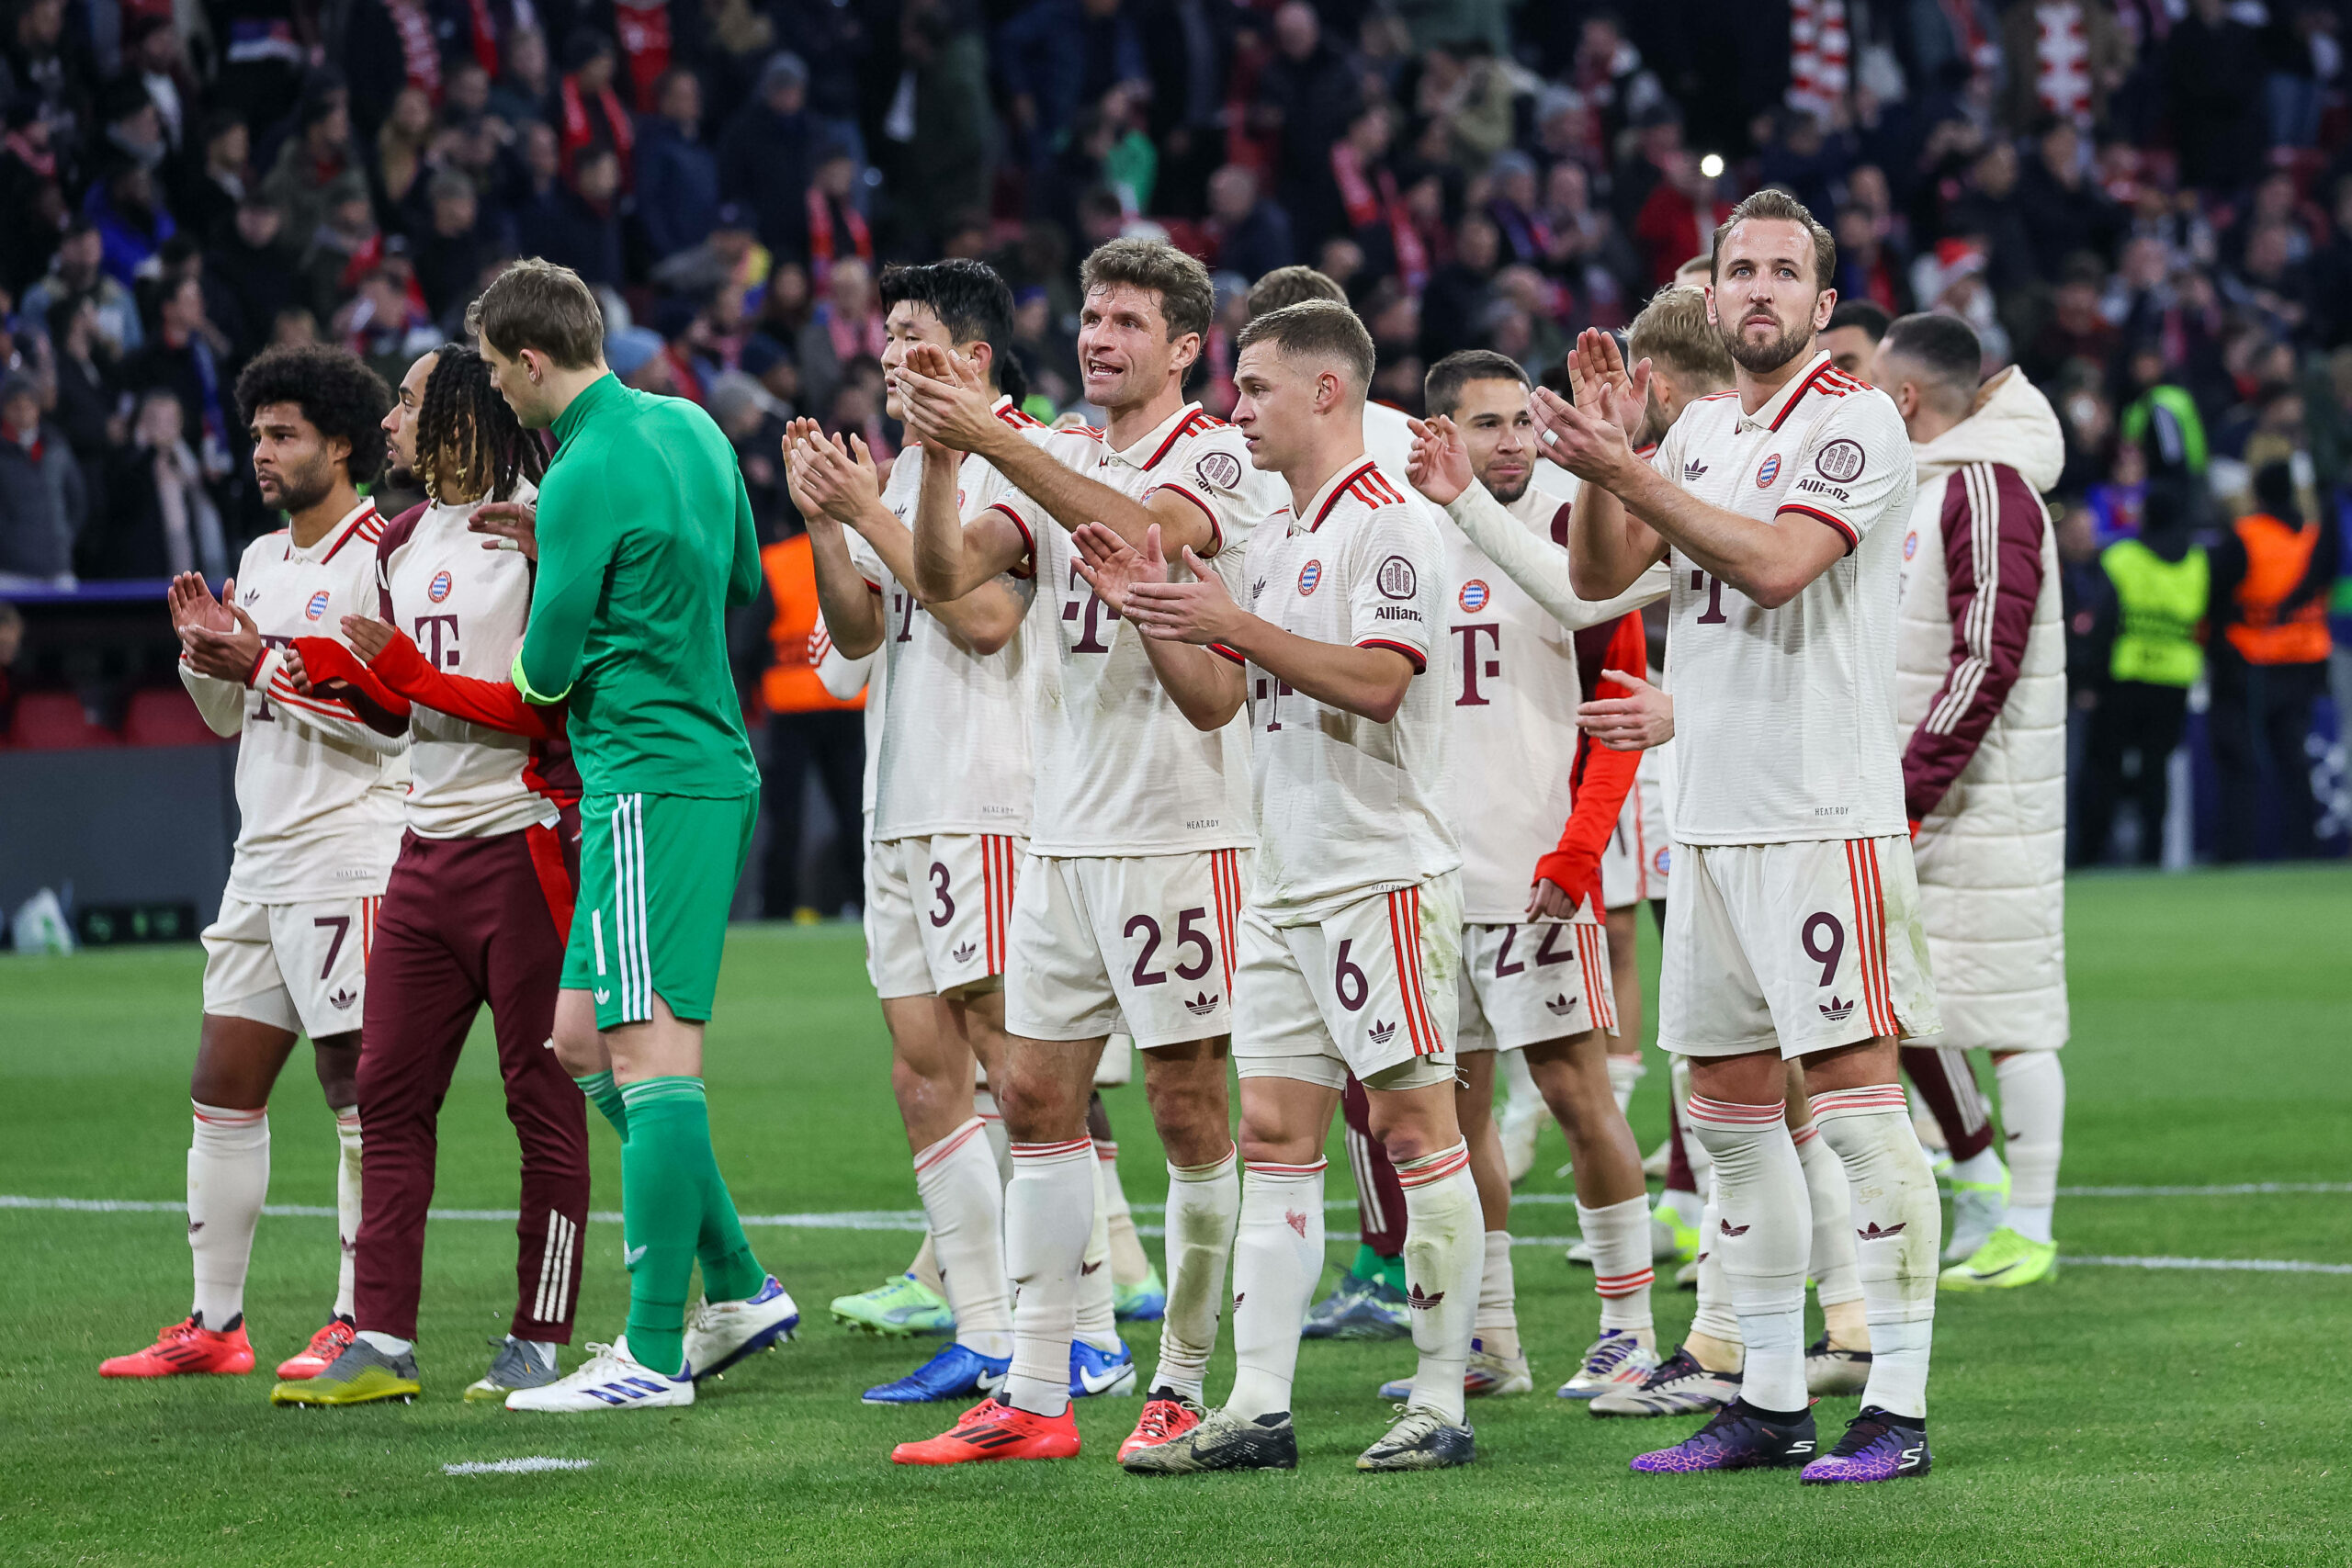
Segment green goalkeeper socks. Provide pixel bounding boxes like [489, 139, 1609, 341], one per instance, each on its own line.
[1350, 1242, 1408, 1297]
[616, 1077, 768, 1377]
[573, 1070, 628, 1141]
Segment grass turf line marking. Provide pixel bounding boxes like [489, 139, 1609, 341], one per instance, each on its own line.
[9, 1195, 2347, 1274]
[443, 1458, 595, 1476]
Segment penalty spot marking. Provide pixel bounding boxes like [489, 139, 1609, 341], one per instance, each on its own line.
[444, 1457, 595, 1476]
[7, 1195, 2346, 1275]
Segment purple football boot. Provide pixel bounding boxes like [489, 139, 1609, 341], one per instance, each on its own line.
[1800, 1407, 1932, 1483]
[1629, 1400, 1817, 1473]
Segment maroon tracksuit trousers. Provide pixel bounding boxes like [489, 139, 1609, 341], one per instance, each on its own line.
[354, 820, 590, 1342]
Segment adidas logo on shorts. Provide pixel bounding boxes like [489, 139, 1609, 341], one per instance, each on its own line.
[1818, 996, 1855, 1021]
[328, 988, 357, 1010]
[1184, 991, 1219, 1017]
[952, 942, 977, 964]
[1369, 1020, 1396, 1045]
[1545, 993, 1579, 1016]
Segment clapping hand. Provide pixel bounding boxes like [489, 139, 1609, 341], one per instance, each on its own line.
[1125, 532, 1242, 646]
[1405, 414, 1475, 505]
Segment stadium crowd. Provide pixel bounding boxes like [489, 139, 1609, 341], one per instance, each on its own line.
[0, 0, 2343, 873]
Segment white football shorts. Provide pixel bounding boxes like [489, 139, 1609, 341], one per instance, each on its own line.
[1233, 873, 1461, 1092]
[201, 893, 381, 1039]
[864, 832, 1025, 999]
[1004, 849, 1247, 1049]
[1456, 904, 1617, 1053]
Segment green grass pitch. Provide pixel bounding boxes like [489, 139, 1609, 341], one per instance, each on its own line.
[3, 866, 2346, 1566]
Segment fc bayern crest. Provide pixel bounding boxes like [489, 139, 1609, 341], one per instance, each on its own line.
[1755, 453, 1782, 488]
[1459, 579, 1490, 612]
[1196, 451, 1243, 491]
[1653, 846, 1671, 876]
[305, 590, 330, 621]
[427, 570, 454, 602]
[1298, 559, 1323, 595]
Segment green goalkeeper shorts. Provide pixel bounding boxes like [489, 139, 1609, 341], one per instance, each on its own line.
[564, 790, 759, 1031]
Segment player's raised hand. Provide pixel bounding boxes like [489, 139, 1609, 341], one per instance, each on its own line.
[1126, 543, 1241, 645]
[340, 615, 395, 662]
[894, 347, 1001, 453]
[1405, 415, 1474, 505]
[897, 344, 968, 458]
[167, 571, 233, 636]
[1071, 520, 1165, 615]
[180, 598, 266, 682]
[780, 416, 830, 527]
[469, 499, 537, 558]
[793, 431, 882, 524]
[1567, 328, 1651, 437]
[1530, 383, 1634, 485]
[1575, 668, 1674, 750]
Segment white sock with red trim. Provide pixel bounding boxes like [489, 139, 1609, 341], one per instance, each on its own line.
[1812, 1085, 1939, 1419]
[972, 1090, 1012, 1185]
[1096, 1140, 1152, 1288]
[1474, 1230, 1520, 1359]
[1577, 1194, 1656, 1339]
[1996, 1052, 2064, 1244]
[1002, 1137, 1094, 1416]
[1793, 1121, 1863, 1328]
[1226, 1159, 1324, 1420]
[912, 1117, 1012, 1359]
[1075, 1152, 1119, 1349]
[188, 1102, 269, 1326]
[1396, 1139, 1480, 1426]
[1685, 1094, 1810, 1415]
[332, 1105, 362, 1320]
[1151, 1146, 1238, 1403]
[1686, 1185, 1744, 1370]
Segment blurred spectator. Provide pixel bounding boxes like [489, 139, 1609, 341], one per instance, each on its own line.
[2016, 118, 2124, 282]
[1205, 164, 1294, 283]
[413, 171, 501, 321]
[208, 196, 300, 361]
[2165, 0, 2267, 194]
[2208, 461, 2339, 859]
[797, 256, 885, 420]
[805, 141, 871, 289]
[180, 112, 254, 245]
[1999, 0, 2133, 132]
[1254, 2, 1361, 247]
[998, 0, 1146, 170]
[0, 370, 85, 589]
[538, 144, 625, 288]
[1135, 0, 1238, 216]
[637, 67, 720, 262]
[490, 27, 554, 127]
[263, 87, 359, 252]
[556, 31, 633, 185]
[719, 51, 813, 262]
[123, 273, 233, 488]
[2023, 254, 2120, 387]
[88, 389, 227, 580]
[22, 220, 141, 355]
[885, 0, 994, 236]
[1631, 148, 1727, 289]
[1421, 210, 1500, 365]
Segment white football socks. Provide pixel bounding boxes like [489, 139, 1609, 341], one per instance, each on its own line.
[333, 1105, 362, 1320]
[1996, 1053, 2065, 1244]
[1950, 1145, 2007, 1187]
[1226, 1159, 1325, 1420]
[1792, 1122, 1861, 1314]
[1812, 1086, 1941, 1420]
[972, 1089, 1013, 1184]
[911, 1117, 1012, 1359]
[1686, 1094, 1810, 1414]
[1396, 1140, 1480, 1427]
[355, 1329, 413, 1356]
[1001, 1136, 1093, 1416]
[188, 1102, 268, 1326]
[1475, 1229, 1520, 1359]
[1096, 1140, 1153, 1288]
[1686, 1186, 1743, 1367]
[1151, 1146, 1238, 1402]
[1577, 1193, 1657, 1337]
[1074, 1149, 1119, 1349]
[1670, 1055, 1713, 1190]
[1604, 1055, 1645, 1116]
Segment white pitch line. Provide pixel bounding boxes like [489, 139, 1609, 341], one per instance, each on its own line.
[8, 1194, 2347, 1276]
[443, 1457, 595, 1476]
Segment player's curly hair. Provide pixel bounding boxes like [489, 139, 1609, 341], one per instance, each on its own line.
[233, 344, 392, 484]
[415, 343, 546, 504]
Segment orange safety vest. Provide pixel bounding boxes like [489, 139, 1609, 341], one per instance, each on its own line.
[2225, 513, 2333, 665]
[760, 535, 865, 714]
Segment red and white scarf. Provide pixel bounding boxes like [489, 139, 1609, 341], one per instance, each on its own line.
[383, 0, 442, 100]
[1331, 141, 1428, 293]
[807, 190, 872, 288]
[560, 73, 634, 171]
[1788, 0, 1849, 118]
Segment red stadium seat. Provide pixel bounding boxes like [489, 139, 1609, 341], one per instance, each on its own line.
[123, 687, 228, 747]
[8, 692, 121, 750]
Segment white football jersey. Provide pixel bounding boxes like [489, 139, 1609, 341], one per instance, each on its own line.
[850, 400, 1057, 841]
[1442, 477, 1635, 922]
[1648, 352, 1915, 844]
[1228, 453, 1457, 922]
[808, 610, 883, 816]
[377, 480, 574, 840]
[1010, 400, 1286, 857]
[181, 502, 408, 904]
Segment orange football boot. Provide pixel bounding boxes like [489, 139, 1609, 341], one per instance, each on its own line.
[100, 1314, 256, 1377]
[892, 1397, 1081, 1465]
[275, 1316, 356, 1380]
[1117, 1396, 1203, 1462]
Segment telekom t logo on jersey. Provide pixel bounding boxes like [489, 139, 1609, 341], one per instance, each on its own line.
[413, 614, 461, 669]
[1453, 623, 1500, 706]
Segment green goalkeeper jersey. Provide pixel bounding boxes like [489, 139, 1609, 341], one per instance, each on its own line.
[513, 372, 761, 795]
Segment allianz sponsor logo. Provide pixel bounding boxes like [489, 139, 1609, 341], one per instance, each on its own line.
[1794, 477, 1849, 502]
[1373, 605, 1421, 622]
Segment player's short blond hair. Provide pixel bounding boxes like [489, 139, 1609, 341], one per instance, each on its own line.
[1628, 287, 1734, 389]
[1246, 265, 1349, 318]
[469, 258, 605, 370]
[1709, 188, 1837, 292]
[1236, 299, 1375, 394]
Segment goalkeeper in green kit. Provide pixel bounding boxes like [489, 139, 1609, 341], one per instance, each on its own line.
[469, 260, 798, 1411]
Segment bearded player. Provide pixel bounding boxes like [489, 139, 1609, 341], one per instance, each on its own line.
[104, 346, 403, 1384]
[887, 239, 1283, 1466]
[1540, 190, 1942, 1483]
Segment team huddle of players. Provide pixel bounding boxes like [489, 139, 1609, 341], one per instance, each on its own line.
[101, 185, 2073, 1484]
